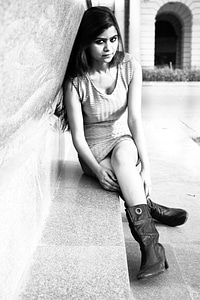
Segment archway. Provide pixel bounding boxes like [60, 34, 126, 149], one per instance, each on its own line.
[154, 2, 192, 69]
[155, 15, 182, 68]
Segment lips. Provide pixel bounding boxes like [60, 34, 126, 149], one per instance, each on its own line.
[103, 54, 112, 58]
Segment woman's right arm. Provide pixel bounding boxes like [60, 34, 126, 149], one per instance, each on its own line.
[64, 79, 119, 191]
[64, 79, 101, 174]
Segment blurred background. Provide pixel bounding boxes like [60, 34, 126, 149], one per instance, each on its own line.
[91, 0, 200, 70]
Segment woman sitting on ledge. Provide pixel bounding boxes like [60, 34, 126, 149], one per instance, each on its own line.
[61, 6, 188, 280]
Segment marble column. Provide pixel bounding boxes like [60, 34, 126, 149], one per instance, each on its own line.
[115, 0, 125, 47]
[129, 0, 141, 61]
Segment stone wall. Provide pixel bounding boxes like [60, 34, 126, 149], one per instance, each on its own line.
[0, 0, 85, 299]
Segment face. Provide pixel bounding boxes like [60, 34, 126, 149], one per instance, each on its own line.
[88, 26, 119, 65]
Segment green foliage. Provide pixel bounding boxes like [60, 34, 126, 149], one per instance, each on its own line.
[142, 67, 200, 81]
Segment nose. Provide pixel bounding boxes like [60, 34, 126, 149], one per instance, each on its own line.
[104, 41, 111, 52]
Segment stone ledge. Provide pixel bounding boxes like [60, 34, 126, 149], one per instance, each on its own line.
[18, 145, 133, 300]
[0, 123, 65, 300]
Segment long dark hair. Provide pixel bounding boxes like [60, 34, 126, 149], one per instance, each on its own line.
[56, 6, 125, 130]
[66, 6, 125, 78]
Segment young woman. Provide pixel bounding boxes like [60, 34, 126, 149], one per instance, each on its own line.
[61, 6, 187, 280]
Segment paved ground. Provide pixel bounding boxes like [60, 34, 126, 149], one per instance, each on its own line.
[19, 83, 200, 300]
[122, 83, 200, 300]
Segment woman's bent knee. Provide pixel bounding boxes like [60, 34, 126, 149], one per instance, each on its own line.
[111, 140, 138, 167]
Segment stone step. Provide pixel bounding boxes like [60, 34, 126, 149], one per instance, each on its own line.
[18, 143, 133, 300]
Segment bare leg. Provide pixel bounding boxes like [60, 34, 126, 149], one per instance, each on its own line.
[79, 142, 146, 207]
[95, 146, 187, 227]
[111, 139, 147, 207]
[99, 141, 169, 280]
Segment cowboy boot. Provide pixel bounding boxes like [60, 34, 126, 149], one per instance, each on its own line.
[147, 197, 188, 227]
[125, 204, 169, 280]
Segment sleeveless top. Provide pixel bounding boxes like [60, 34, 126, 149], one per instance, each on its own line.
[72, 53, 139, 162]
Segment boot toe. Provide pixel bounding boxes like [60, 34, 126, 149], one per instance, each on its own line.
[162, 209, 188, 227]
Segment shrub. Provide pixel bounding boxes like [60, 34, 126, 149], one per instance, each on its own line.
[142, 67, 200, 81]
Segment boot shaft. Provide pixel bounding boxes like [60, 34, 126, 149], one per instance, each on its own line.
[125, 204, 168, 279]
[125, 204, 159, 246]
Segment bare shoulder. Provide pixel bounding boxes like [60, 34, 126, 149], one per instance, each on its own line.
[63, 77, 74, 93]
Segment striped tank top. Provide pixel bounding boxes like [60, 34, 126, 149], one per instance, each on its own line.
[72, 53, 139, 162]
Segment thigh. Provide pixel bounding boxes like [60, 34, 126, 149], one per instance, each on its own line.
[78, 154, 114, 177]
[99, 155, 114, 171]
[78, 155, 96, 177]
[78, 139, 139, 177]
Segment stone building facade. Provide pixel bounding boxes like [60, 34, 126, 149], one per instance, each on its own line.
[92, 0, 200, 69]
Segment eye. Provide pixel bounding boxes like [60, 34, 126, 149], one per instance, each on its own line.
[110, 35, 118, 43]
[94, 39, 104, 45]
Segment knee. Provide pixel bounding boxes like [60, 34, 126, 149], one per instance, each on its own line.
[111, 143, 138, 168]
[112, 147, 128, 166]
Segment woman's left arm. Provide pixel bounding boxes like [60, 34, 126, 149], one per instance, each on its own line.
[127, 60, 151, 196]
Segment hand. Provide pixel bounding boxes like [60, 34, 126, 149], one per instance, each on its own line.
[140, 168, 152, 197]
[96, 166, 120, 192]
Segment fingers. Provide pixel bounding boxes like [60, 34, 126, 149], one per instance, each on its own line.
[100, 169, 120, 191]
[140, 169, 152, 197]
[101, 178, 120, 191]
[144, 181, 151, 197]
[107, 171, 120, 191]
[101, 183, 119, 191]
[107, 170, 117, 182]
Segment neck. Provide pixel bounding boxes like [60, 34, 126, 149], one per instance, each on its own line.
[90, 61, 110, 74]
